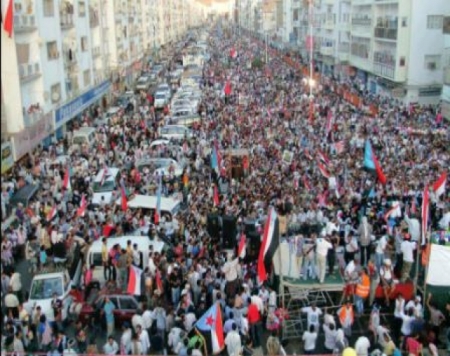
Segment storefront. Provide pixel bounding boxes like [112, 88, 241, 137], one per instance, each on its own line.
[10, 112, 54, 161]
[54, 80, 111, 138]
[1, 142, 14, 173]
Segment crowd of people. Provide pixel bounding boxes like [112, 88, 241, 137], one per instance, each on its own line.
[1, 21, 450, 356]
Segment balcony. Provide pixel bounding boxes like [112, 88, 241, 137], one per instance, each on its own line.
[18, 62, 42, 83]
[60, 13, 74, 29]
[63, 52, 78, 70]
[92, 46, 101, 58]
[324, 20, 334, 30]
[374, 27, 397, 40]
[320, 46, 334, 56]
[351, 18, 372, 26]
[373, 62, 395, 80]
[23, 107, 44, 127]
[13, 15, 37, 33]
[339, 52, 350, 62]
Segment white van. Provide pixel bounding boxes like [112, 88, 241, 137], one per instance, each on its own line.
[70, 127, 96, 153]
[86, 236, 165, 285]
[91, 167, 121, 205]
[117, 194, 181, 218]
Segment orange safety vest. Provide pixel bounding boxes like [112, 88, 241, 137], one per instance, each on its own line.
[355, 273, 370, 299]
[338, 306, 354, 326]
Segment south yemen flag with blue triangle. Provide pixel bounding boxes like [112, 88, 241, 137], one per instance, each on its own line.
[194, 302, 225, 354]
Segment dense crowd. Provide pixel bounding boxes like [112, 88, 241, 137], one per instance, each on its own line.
[1, 23, 450, 356]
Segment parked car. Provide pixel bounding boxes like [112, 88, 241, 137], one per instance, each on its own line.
[171, 99, 199, 111]
[136, 158, 184, 177]
[154, 91, 171, 109]
[135, 76, 152, 92]
[78, 292, 139, 326]
[171, 114, 202, 128]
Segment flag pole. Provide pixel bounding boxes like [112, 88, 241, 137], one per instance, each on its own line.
[276, 221, 286, 340]
[422, 232, 431, 299]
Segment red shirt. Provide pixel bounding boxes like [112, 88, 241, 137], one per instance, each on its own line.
[247, 303, 261, 324]
[406, 337, 421, 356]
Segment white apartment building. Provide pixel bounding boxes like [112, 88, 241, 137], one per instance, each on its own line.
[442, 15, 450, 120]
[1, 0, 200, 166]
[275, 0, 449, 104]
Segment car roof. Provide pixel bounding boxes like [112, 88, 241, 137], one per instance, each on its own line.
[94, 167, 120, 182]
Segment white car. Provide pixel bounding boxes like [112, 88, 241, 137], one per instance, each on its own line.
[158, 125, 193, 141]
[136, 158, 184, 177]
[171, 107, 197, 118]
[171, 99, 199, 111]
[154, 91, 170, 109]
[50, 155, 89, 171]
[156, 83, 172, 97]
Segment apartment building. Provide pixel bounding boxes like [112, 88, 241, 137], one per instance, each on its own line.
[442, 15, 450, 120]
[1, 0, 199, 164]
[272, 0, 448, 104]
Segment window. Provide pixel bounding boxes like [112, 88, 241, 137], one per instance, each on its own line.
[427, 15, 443, 29]
[81, 36, 88, 51]
[43, 0, 54, 17]
[50, 83, 61, 103]
[119, 297, 137, 310]
[47, 41, 59, 60]
[83, 69, 91, 87]
[424, 54, 441, 70]
[78, 1, 86, 17]
[402, 17, 407, 27]
[444, 16, 450, 34]
[399, 57, 406, 67]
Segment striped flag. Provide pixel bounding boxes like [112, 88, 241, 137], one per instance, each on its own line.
[384, 203, 400, 223]
[76, 194, 88, 217]
[303, 175, 312, 191]
[127, 265, 143, 296]
[410, 196, 417, 215]
[325, 109, 333, 135]
[257, 208, 279, 282]
[318, 162, 331, 178]
[421, 186, 429, 245]
[46, 206, 57, 221]
[317, 150, 331, 166]
[238, 232, 246, 258]
[432, 172, 447, 198]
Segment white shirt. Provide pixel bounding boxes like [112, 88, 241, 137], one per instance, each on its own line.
[142, 310, 153, 330]
[222, 258, 240, 282]
[404, 216, 421, 242]
[301, 307, 322, 327]
[399, 311, 415, 336]
[184, 312, 197, 330]
[103, 341, 119, 356]
[120, 329, 132, 354]
[394, 298, 405, 318]
[138, 330, 150, 354]
[132, 315, 144, 333]
[405, 300, 423, 318]
[302, 331, 318, 351]
[401, 240, 416, 262]
[316, 238, 332, 257]
[375, 236, 387, 254]
[251, 295, 264, 313]
[354, 336, 371, 356]
[323, 324, 337, 350]
[225, 330, 242, 356]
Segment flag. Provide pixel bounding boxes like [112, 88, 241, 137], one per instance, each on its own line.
[154, 175, 162, 225]
[127, 265, 143, 296]
[266, 108, 272, 120]
[230, 47, 237, 58]
[334, 141, 345, 154]
[293, 177, 299, 190]
[318, 162, 331, 178]
[194, 303, 225, 354]
[2, 0, 13, 37]
[317, 191, 327, 207]
[62, 167, 71, 192]
[317, 150, 331, 166]
[364, 140, 387, 185]
[238, 232, 246, 258]
[224, 80, 232, 96]
[210, 146, 219, 171]
[410, 196, 417, 215]
[213, 185, 219, 207]
[421, 185, 429, 245]
[76, 194, 88, 217]
[432, 172, 447, 197]
[384, 203, 400, 223]
[46, 206, 57, 221]
[257, 208, 279, 282]
[120, 179, 128, 212]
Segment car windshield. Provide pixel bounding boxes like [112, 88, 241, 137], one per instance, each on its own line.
[29, 277, 64, 299]
[137, 78, 147, 83]
[155, 93, 166, 99]
[93, 180, 116, 192]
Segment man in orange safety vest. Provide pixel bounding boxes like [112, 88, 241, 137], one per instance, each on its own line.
[354, 268, 370, 315]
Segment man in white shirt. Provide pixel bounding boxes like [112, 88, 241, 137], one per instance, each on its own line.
[301, 303, 323, 331]
[316, 235, 332, 283]
[120, 323, 132, 355]
[132, 311, 144, 333]
[375, 235, 388, 272]
[400, 235, 416, 282]
[224, 323, 242, 356]
[222, 256, 240, 298]
[354, 336, 371, 356]
[137, 324, 150, 354]
[142, 309, 154, 330]
[404, 214, 421, 242]
[302, 324, 318, 354]
[405, 296, 423, 318]
[103, 336, 119, 356]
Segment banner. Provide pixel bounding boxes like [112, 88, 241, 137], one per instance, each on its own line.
[1, 142, 14, 173]
[11, 112, 54, 160]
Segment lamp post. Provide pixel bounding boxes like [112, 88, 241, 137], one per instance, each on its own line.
[307, 0, 314, 123]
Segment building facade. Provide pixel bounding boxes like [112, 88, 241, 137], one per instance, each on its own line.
[442, 14, 450, 120]
[1, 0, 200, 164]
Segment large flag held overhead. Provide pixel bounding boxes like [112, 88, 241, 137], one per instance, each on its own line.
[432, 172, 447, 198]
[46, 205, 57, 221]
[194, 302, 225, 355]
[120, 179, 128, 212]
[317, 162, 331, 179]
[364, 140, 387, 185]
[421, 185, 429, 245]
[257, 208, 280, 282]
[76, 194, 88, 217]
[127, 265, 143, 296]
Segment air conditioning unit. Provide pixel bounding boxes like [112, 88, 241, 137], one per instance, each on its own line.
[428, 62, 437, 70]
